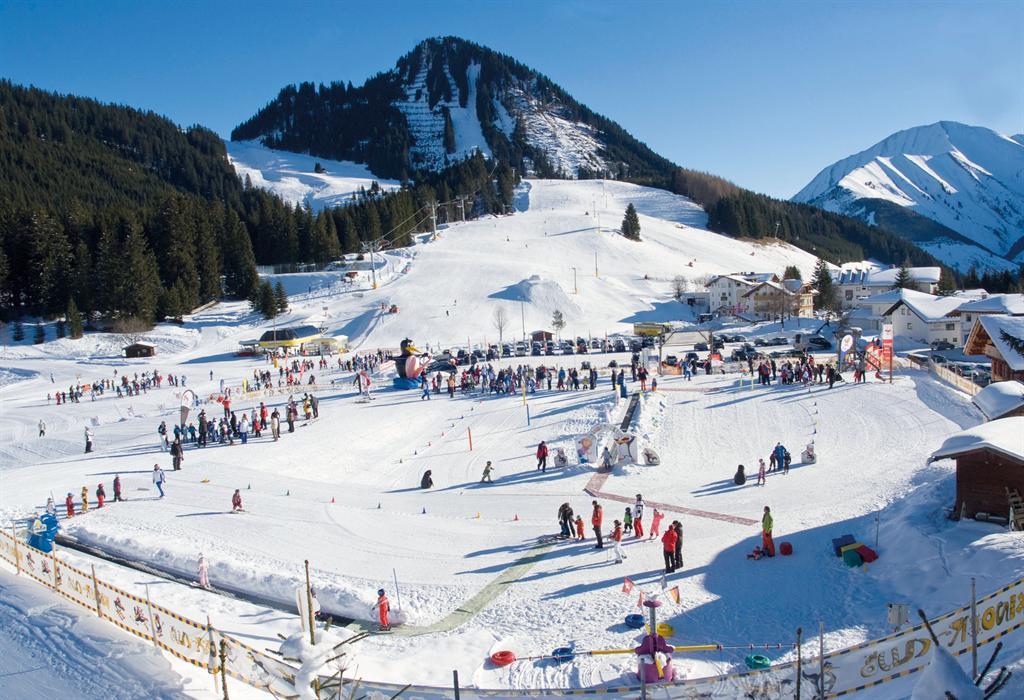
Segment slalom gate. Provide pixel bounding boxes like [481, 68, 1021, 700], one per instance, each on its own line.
[2, 527, 1022, 698]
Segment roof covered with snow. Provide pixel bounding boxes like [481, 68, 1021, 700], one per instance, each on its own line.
[977, 315, 1024, 370]
[972, 381, 1024, 421]
[956, 293, 1024, 316]
[835, 267, 941, 287]
[930, 417, 1024, 463]
[882, 289, 966, 322]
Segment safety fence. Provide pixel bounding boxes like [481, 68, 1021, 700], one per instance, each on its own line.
[928, 360, 983, 397]
[2, 526, 1022, 698]
[0, 529, 301, 697]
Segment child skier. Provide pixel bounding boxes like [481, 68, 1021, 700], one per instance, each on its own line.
[198, 553, 210, 589]
[757, 459, 767, 486]
[113, 474, 123, 502]
[612, 520, 626, 563]
[80, 486, 89, 513]
[761, 506, 775, 557]
[372, 588, 391, 631]
[623, 507, 633, 534]
[480, 461, 493, 483]
[65, 492, 75, 518]
[649, 508, 664, 539]
[633, 494, 645, 538]
[232, 489, 243, 512]
[96, 483, 105, 508]
[575, 515, 585, 541]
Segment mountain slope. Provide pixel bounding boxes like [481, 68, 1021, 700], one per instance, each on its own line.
[231, 36, 674, 182]
[793, 122, 1024, 272]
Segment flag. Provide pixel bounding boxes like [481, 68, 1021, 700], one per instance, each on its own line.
[637, 591, 645, 608]
[667, 586, 681, 604]
[622, 577, 634, 594]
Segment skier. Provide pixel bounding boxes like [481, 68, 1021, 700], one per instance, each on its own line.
[38, 419, 45, 437]
[601, 445, 613, 471]
[783, 449, 792, 475]
[420, 375, 431, 401]
[575, 515, 585, 541]
[481, 461, 493, 483]
[558, 503, 574, 538]
[170, 438, 184, 470]
[536, 441, 549, 472]
[633, 494, 645, 538]
[757, 459, 766, 486]
[152, 464, 166, 498]
[271, 409, 281, 441]
[372, 588, 391, 631]
[420, 470, 433, 489]
[622, 507, 633, 535]
[96, 483, 105, 508]
[84, 426, 93, 453]
[761, 506, 775, 557]
[198, 553, 211, 589]
[734, 464, 747, 486]
[78, 486, 88, 513]
[612, 520, 626, 563]
[113, 474, 123, 502]
[661, 524, 678, 573]
[672, 521, 683, 570]
[773, 443, 786, 473]
[65, 492, 75, 518]
[649, 508, 664, 539]
[231, 489, 243, 512]
[591, 501, 604, 549]
[158, 421, 167, 451]
[239, 414, 249, 444]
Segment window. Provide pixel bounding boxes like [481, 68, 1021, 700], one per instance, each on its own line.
[945, 323, 955, 331]
[907, 323, 912, 330]
[845, 290, 854, 300]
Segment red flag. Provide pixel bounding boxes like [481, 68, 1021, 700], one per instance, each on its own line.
[637, 591, 645, 608]
[667, 586, 681, 604]
[622, 577, 634, 594]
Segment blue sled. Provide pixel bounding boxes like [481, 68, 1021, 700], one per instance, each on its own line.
[392, 377, 420, 390]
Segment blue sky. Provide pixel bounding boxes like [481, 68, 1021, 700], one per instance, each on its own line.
[1, 0, 1020, 197]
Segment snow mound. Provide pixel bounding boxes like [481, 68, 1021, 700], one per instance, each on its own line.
[491, 276, 581, 320]
[911, 644, 982, 700]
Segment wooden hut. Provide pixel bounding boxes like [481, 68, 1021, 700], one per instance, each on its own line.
[122, 342, 156, 358]
[929, 417, 1024, 520]
[972, 381, 1024, 421]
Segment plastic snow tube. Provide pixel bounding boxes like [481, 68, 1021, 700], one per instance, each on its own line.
[656, 622, 674, 637]
[490, 650, 517, 667]
[392, 377, 420, 390]
[625, 614, 646, 629]
[745, 654, 771, 670]
[552, 646, 575, 663]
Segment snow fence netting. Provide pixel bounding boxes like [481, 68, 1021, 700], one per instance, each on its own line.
[2, 528, 1024, 698]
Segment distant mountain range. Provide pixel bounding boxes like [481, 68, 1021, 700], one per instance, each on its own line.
[793, 122, 1024, 273]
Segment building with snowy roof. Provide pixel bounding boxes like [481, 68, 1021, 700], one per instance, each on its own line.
[964, 315, 1024, 382]
[929, 417, 1024, 521]
[972, 381, 1024, 421]
[952, 294, 1024, 346]
[740, 280, 816, 320]
[705, 272, 779, 316]
[835, 267, 941, 308]
[880, 289, 965, 347]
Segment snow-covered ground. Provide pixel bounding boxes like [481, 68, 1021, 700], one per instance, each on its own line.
[227, 141, 401, 211]
[1, 178, 1021, 698]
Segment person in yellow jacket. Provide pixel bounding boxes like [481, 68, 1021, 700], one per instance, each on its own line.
[761, 506, 775, 557]
[81, 486, 90, 513]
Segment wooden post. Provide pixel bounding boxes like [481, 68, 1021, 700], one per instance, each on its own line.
[818, 620, 825, 699]
[468, 428, 473, 452]
[452, 670, 460, 700]
[219, 639, 230, 700]
[12, 525, 20, 575]
[51, 540, 60, 589]
[145, 584, 158, 647]
[90, 565, 103, 617]
[208, 616, 219, 692]
[970, 577, 979, 678]
[305, 559, 316, 645]
[795, 627, 802, 699]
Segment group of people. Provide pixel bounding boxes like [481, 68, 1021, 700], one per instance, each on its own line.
[734, 441, 793, 486]
[751, 355, 843, 390]
[552, 496, 680, 568]
[55, 473, 126, 517]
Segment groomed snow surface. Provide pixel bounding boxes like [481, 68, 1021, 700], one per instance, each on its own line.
[2, 179, 1023, 698]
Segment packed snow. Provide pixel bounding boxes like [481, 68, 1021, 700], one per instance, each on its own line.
[2, 178, 1023, 698]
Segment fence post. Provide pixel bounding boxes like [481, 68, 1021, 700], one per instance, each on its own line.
[818, 620, 825, 699]
[11, 525, 20, 575]
[51, 540, 59, 589]
[452, 669, 460, 700]
[219, 639, 230, 700]
[305, 560, 316, 645]
[468, 428, 473, 452]
[970, 577, 978, 678]
[795, 627, 803, 699]
[145, 584, 158, 647]
[90, 565, 103, 617]
[208, 616, 219, 692]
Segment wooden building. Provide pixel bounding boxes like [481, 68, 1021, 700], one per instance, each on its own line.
[972, 381, 1024, 421]
[929, 417, 1024, 520]
[122, 342, 156, 358]
[964, 315, 1024, 382]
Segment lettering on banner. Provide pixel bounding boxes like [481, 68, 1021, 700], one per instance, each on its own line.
[859, 638, 930, 678]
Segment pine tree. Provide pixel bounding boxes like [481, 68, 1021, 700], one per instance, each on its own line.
[251, 281, 277, 319]
[118, 220, 162, 323]
[195, 206, 222, 302]
[938, 267, 957, 295]
[152, 195, 199, 310]
[621, 204, 641, 241]
[893, 261, 914, 289]
[28, 210, 72, 314]
[274, 281, 288, 313]
[783, 265, 802, 281]
[551, 310, 566, 338]
[811, 258, 837, 312]
[222, 212, 259, 299]
[67, 297, 83, 339]
[0, 243, 10, 318]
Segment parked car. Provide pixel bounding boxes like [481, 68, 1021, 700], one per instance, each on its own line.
[629, 339, 643, 352]
[930, 340, 956, 351]
[590, 338, 602, 350]
[694, 342, 709, 351]
[664, 355, 679, 366]
[754, 338, 768, 347]
[807, 336, 832, 350]
[770, 337, 789, 346]
[642, 337, 655, 348]
[731, 350, 752, 362]
[531, 343, 542, 356]
[613, 339, 626, 352]
[501, 344, 513, 357]
[685, 352, 700, 363]
[515, 343, 528, 356]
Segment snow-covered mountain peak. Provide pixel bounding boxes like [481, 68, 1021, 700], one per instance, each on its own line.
[794, 121, 1024, 272]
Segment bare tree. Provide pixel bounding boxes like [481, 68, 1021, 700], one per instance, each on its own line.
[493, 307, 508, 344]
[672, 275, 688, 301]
[551, 310, 566, 338]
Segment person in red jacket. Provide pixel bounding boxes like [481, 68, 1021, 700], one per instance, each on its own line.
[575, 515, 585, 541]
[661, 526, 678, 573]
[65, 492, 75, 518]
[612, 520, 626, 563]
[649, 508, 665, 539]
[536, 441, 549, 472]
[373, 588, 390, 631]
[591, 500, 604, 549]
[231, 489, 243, 512]
[96, 483, 105, 508]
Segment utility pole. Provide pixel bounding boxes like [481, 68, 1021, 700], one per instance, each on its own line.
[457, 196, 466, 222]
[429, 201, 438, 241]
[572, 267, 578, 294]
[520, 301, 525, 340]
[594, 251, 599, 278]
[774, 221, 780, 239]
[361, 239, 385, 289]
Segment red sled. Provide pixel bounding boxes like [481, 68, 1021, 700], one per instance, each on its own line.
[780, 542, 793, 556]
[856, 545, 878, 563]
